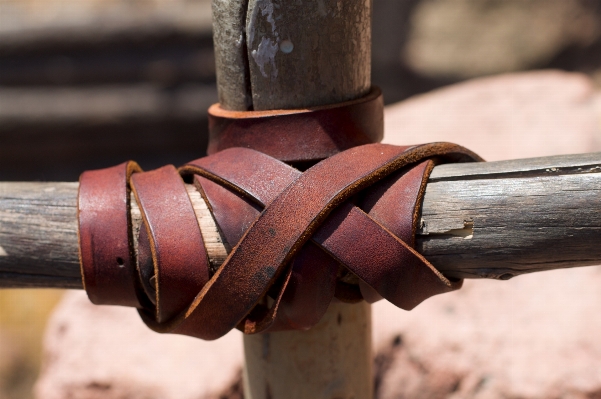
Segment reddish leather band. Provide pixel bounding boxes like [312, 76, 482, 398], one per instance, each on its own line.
[78, 142, 482, 341]
[185, 151, 442, 329]
[207, 87, 384, 162]
[130, 165, 210, 323]
[78, 161, 142, 307]
[142, 143, 478, 340]
[193, 171, 338, 332]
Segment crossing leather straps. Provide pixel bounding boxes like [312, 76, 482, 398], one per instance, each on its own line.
[78, 142, 482, 341]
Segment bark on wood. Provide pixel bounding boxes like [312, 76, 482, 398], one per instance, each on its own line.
[418, 152, 601, 280]
[0, 182, 80, 288]
[2, 153, 600, 289]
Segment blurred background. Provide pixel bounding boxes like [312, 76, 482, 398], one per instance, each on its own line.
[1, 0, 601, 398]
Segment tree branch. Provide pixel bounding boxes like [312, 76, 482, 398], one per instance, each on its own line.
[1, 152, 600, 289]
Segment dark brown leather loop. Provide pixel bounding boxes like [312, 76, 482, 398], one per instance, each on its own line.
[187, 150, 436, 328]
[358, 160, 434, 303]
[130, 165, 210, 323]
[183, 146, 469, 323]
[207, 87, 384, 162]
[78, 161, 142, 307]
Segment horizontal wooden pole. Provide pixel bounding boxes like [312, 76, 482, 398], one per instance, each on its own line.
[0, 152, 600, 289]
[418, 152, 601, 280]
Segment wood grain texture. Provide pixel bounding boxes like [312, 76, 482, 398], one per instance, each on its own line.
[245, 0, 371, 109]
[418, 152, 601, 280]
[0, 182, 81, 288]
[243, 301, 372, 399]
[0, 153, 600, 288]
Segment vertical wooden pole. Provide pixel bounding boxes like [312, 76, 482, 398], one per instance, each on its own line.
[212, 0, 373, 397]
[243, 301, 372, 399]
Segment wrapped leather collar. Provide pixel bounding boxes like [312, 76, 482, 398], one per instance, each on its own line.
[78, 88, 482, 340]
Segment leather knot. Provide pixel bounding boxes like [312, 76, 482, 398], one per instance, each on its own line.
[78, 142, 481, 341]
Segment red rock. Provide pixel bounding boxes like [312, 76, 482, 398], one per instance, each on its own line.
[376, 70, 601, 399]
[372, 267, 601, 399]
[383, 70, 601, 160]
[35, 292, 243, 399]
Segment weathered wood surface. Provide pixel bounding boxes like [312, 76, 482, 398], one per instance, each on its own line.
[243, 300, 372, 399]
[245, 0, 371, 110]
[0, 182, 81, 288]
[212, 0, 252, 110]
[1, 152, 600, 289]
[214, 0, 371, 111]
[419, 153, 601, 280]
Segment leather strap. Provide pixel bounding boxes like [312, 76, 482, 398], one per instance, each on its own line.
[140, 142, 478, 340]
[78, 161, 142, 307]
[207, 87, 384, 162]
[78, 128, 482, 340]
[185, 151, 443, 330]
[130, 165, 210, 323]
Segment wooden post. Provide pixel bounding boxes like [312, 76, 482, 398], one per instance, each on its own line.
[212, 0, 374, 397]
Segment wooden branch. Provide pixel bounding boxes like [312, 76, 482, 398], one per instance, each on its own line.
[1, 152, 600, 289]
[418, 152, 601, 280]
[0, 182, 81, 288]
[230, 2, 375, 397]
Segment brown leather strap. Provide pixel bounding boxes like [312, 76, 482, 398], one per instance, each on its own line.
[78, 141, 482, 341]
[78, 161, 142, 307]
[358, 160, 434, 303]
[181, 145, 472, 332]
[139, 143, 479, 340]
[189, 149, 340, 331]
[130, 165, 210, 323]
[207, 87, 384, 162]
[193, 172, 338, 332]
[186, 150, 436, 328]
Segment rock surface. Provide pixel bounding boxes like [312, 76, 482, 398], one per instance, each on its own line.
[372, 267, 601, 399]
[36, 71, 601, 398]
[383, 70, 601, 160]
[34, 292, 243, 399]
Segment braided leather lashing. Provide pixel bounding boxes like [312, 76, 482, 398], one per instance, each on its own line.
[78, 89, 483, 340]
